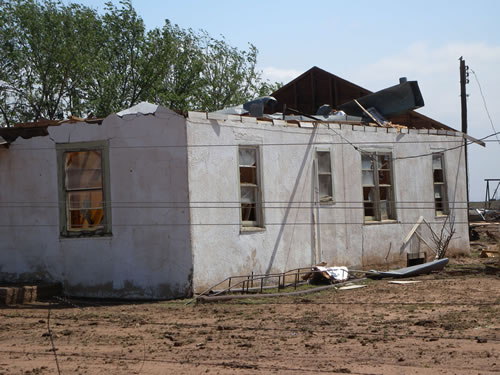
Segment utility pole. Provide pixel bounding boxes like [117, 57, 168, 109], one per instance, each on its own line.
[459, 57, 470, 216]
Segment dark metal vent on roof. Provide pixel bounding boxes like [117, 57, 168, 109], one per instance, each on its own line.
[316, 104, 332, 116]
[338, 79, 424, 119]
[243, 96, 277, 117]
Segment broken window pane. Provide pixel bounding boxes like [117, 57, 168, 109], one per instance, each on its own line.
[433, 169, 444, 183]
[241, 187, 257, 222]
[434, 185, 442, 199]
[362, 170, 375, 186]
[432, 155, 442, 170]
[432, 154, 448, 216]
[363, 186, 376, 201]
[379, 187, 393, 220]
[318, 175, 332, 199]
[378, 154, 390, 170]
[239, 148, 256, 167]
[378, 170, 390, 185]
[379, 186, 391, 201]
[240, 186, 257, 204]
[240, 166, 257, 184]
[364, 201, 375, 220]
[317, 151, 331, 174]
[239, 145, 262, 227]
[361, 155, 374, 170]
[316, 150, 333, 201]
[362, 152, 396, 222]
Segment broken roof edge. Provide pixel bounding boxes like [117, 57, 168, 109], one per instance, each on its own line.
[187, 111, 466, 137]
[13, 116, 104, 129]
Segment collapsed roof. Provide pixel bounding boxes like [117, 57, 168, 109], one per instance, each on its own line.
[269, 66, 454, 131]
[0, 116, 103, 144]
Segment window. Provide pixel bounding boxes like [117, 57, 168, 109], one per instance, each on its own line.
[432, 153, 449, 216]
[56, 141, 111, 236]
[361, 152, 396, 222]
[238, 146, 263, 228]
[315, 150, 334, 203]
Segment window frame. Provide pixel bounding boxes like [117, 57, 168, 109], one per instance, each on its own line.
[56, 141, 112, 237]
[238, 145, 264, 230]
[314, 147, 335, 205]
[432, 152, 449, 216]
[361, 151, 396, 222]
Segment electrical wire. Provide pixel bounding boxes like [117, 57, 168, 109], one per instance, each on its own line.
[470, 68, 500, 145]
[0, 221, 476, 227]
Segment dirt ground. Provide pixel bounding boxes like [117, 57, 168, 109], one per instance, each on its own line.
[1, 229, 499, 374]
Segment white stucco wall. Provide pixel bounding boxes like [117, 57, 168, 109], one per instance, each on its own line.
[0, 106, 193, 299]
[186, 114, 469, 292]
[0, 107, 470, 298]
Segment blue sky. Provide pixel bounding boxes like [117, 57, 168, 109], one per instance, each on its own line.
[66, 0, 500, 201]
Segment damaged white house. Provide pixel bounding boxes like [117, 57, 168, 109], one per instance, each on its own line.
[0, 68, 472, 299]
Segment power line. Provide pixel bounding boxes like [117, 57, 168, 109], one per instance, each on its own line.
[0, 200, 472, 204]
[1, 132, 498, 152]
[0, 221, 475, 227]
[0, 204, 469, 209]
[470, 68, 500, 145]
[0, 139, 469, 151]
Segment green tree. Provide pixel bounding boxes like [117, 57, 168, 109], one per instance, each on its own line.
[145, 21, 204, 112]
[0, 0, 281, 126]
[83, 0, 151, 117]
[0, 0, 100, 125]
[196, 36, 261, 112]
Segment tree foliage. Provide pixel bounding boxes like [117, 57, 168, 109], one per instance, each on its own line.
[0, 0, 281, 126]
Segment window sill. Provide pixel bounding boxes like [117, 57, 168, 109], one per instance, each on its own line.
[435, 214, 449, 219]
[363, 219, 398, 225]
[319, 199, 335, 206]
[240, 226, 266, 234]
[60, 232, 113, 240]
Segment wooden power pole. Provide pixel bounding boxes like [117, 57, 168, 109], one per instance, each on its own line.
[459, 57, 470, 214]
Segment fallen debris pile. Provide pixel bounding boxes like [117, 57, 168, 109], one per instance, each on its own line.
[302, 264, 349, 284]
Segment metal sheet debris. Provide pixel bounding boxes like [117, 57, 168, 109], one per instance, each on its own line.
[388, 280, 422, 285]
[117, 102, 159, 117]
[338, 80, 424, 118]
[367, 258, 449, 279]
[337, 285, 367, 290]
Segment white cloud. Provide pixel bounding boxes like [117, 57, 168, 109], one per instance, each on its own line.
[261, 66, 303, 83]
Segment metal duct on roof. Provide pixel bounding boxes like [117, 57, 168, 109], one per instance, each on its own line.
[243, 96, 277, 117]
[316, 104, 332, 116]
[338, 80, 424, 119]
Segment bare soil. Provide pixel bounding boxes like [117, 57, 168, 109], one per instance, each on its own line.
[1, 233, 499, 374]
